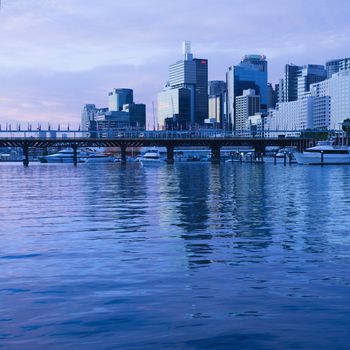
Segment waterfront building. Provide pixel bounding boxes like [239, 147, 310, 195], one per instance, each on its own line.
[267, 83, 277, 109]
[159, 41, 208, 128]
[87, 88, 146, 135]
[81, 104, 106, 132]
[157, 87, 191, 129]
[235, 89, 260, 133]
[310, 70, 350, 128]
[326, 58, 350, 78]
[226, 54, 268, 130]
[279, 64, 326, 102]
[266, 98, 314, 135]
[108, 88, 133, 112]
[246, 112, 265, 137]
[208, 81, 226, 127]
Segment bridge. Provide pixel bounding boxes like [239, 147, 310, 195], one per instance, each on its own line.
[0, 130, 324, 166]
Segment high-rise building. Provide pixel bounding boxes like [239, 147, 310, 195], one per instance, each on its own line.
[310, 70, 350, 128]
[157, 87, 191, 129]
[265, 95, 331, 136]
[326, 58, 350, 78]
[88, 88, 146, 135]
[266, 97, 314, 134]
[267, 83, 277, 109]
[159, 41, 208, 128]
[235, 89, 260, 132]
[108, 88, 133, 112]
[226, 54, 268, 130]
[281, 64, 326, 102]
[81, 104, 98, 131]
[208, 81, 226, 127]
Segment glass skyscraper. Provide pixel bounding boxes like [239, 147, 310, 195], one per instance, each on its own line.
[158, 41, 208, 128]
[226, 55, 268, 130]
[326, 58, 350, 79]
[108, 88, 133, 112]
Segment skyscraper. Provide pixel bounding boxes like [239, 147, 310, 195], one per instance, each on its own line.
[108, 88, 133, 112]
[310, 70, 350, 128]
[235, 89, 260, 132]
[226, 54, 268, 130]
[158, 41, 208, 128]
[326, 58, 350, 78]
[157, 87, 191, 129]
[281, 64, 326, 102]
[208, 81, 226, 127]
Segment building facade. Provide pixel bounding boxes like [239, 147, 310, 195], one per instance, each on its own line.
[108, 88, 133, 112]
[157, 87, 191, 129]
[280, 64, 326, 102]
[326, 58, 350, 78]
[226, 54, 268, 130]
[235, 89, 260, 132]
[162, 41, 208, 127]
[310, 70, 350, 128]
[208, 80, 226, 127]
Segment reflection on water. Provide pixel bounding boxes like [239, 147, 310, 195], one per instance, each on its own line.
[1, 162, 350, 349]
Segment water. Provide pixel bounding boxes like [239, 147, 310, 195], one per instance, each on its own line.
[1, 162, 350, 349]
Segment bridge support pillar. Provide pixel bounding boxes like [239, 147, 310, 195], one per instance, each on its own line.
[120, 146, 127, 164]
[254, 144, 265, 162]
[166, 145, 174, 164]
[211, 145, 221, 164]
[72, 145, 78, 166]
[22, 145, 29, 167]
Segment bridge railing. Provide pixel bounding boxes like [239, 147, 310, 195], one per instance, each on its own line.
[0, 129, 341, 140]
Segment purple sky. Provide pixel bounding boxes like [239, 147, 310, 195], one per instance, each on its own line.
[0, 0, 349, 128]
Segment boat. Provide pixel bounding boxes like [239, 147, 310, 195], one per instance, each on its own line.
[83, 149, 117, 163]
[138, 149, 165, 165]
[38, 148, 116, 163]
[294, 141, 350, 165]
[38, 149, 85, 163]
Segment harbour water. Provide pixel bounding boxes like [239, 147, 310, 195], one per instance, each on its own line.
[1, 162, 350, 349]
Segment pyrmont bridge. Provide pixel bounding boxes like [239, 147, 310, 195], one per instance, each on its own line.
[0, 129, 336, 166]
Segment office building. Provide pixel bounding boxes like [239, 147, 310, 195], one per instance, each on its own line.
[208, 81, 226, 127]
[81, 104, 107, 131]
[267, 83, 277, 109]
[280, 64, 326, 102]
[326, 58, 350, 78]
[226, 54, 268, 130]
[157, 87, 191, 129]
[310, 70, 350, 128]
[108, 88, 133, 112]
[235, 89, 260, 132]
[88, 88, 146, 135]
[266, 98, 314, 135]
[160, 41, 208, 127]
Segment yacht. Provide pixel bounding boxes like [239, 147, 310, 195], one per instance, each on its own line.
[38, 148, 116, 163]
[38, 149, 85, 163]
[139, 149, 165, 165]
[83, 149, 116, 163]
[294, 141, 350, 165]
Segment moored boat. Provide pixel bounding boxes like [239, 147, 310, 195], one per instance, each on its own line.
[294, 141, 350, 165]
[138, 149, 165, 165]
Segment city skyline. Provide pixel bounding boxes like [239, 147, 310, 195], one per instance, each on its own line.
[0, 0, 349, 126]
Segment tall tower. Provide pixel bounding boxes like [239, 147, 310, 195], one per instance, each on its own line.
[226, 54, 268, 130]
[159, 41, 208, 127]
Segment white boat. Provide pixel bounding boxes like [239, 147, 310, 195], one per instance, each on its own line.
[83, 149, 117, 163]
[38, 149, 85, 163]
[139, 149, 165, 165]
[38, 148, 116, 163]
[294, 141, 350, 165]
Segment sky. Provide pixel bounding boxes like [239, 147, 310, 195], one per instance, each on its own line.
[0, 0, 349, 128]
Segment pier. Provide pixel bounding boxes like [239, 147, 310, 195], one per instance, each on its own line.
[0, 130, 319, 166]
